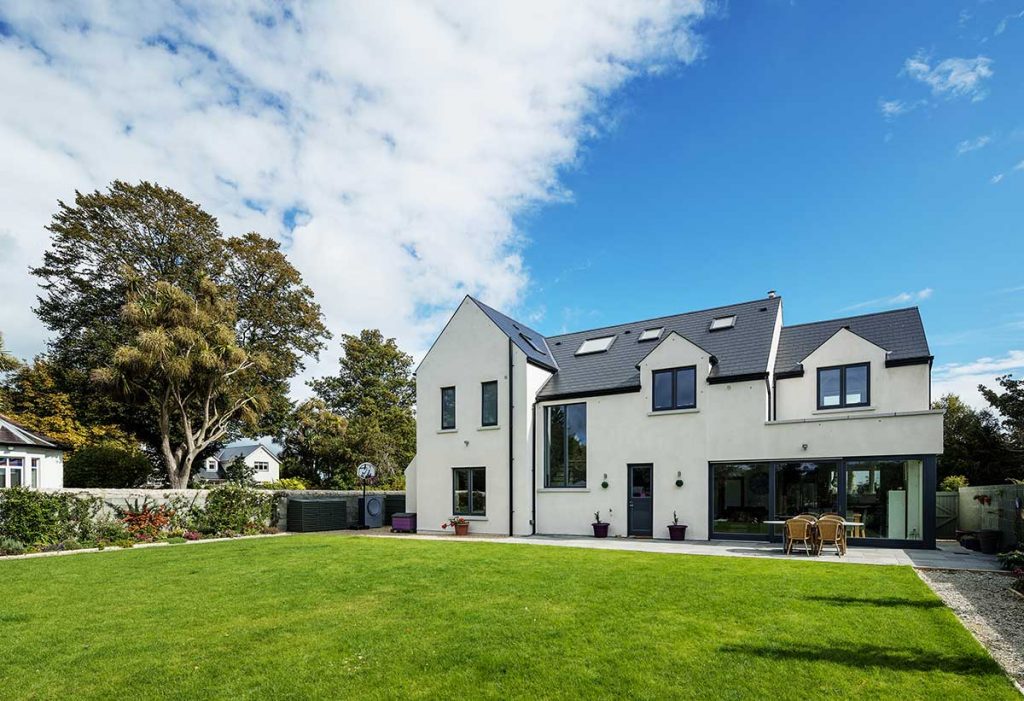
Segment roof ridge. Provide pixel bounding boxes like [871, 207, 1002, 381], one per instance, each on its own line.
[546, 296, 781, 340]
[781, 306, 919, 330]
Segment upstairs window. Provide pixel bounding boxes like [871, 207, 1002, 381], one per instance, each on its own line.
[638, 327, 663, 342]
[545, 403, 587, 487]
[441, 386, 457, 429]
[576, 336, 615, 355]
[481, 381, 498, 427]
[709, 315, 736, 331]
[652, 366, 697, 411]
[817, 363, 869, 409]
[254, 461, 269, 472]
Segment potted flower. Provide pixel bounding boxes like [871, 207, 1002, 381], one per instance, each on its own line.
[668, 511, 687, 541]
[592, 510, 609, 538]
[442, 516, 469, 536]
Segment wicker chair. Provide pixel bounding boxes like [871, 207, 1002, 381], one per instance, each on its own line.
[819, 513, 842, 520]
[816, 516, 845, 556]
[796, 513, 818, 520]
[784, 518, 814, 555]
[848, 512, 866, 538]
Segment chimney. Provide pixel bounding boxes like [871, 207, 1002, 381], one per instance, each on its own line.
[767, 290, 777, 299]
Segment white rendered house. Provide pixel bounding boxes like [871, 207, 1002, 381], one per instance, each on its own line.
[199, 444, 281, 483]
[0, 414, 64, 489]
[406, 293, 943, 547]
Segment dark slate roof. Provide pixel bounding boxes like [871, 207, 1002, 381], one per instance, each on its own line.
[536, 297, 783, 399]
[217, 444, 278, 463]
[773, 307, 930, 375]
[0, 414, 60, 449]
[471, 297, 559, 372]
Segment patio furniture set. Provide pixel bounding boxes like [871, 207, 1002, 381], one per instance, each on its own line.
[763, 514, 864, 556]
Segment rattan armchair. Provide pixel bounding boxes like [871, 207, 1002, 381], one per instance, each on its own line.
[784, 518, 814, 555]
[815, 516, 845, 556]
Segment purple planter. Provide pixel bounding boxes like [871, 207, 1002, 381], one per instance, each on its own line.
[667, 524, 687, 541]
[391, 513, 417, 533]
[592, 522, 609, 538]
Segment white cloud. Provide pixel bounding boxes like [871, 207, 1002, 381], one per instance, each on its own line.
[1015, 160, 1024, 171]
[933, 350, 1024, 410]
[0, 1, 711, 387]
[991, 173, 1004, 184]
[878, 98, 925, 120]
[955, 134, 991, 155]
[995, 10, 1024, 36]
[903, 51, 994, 101]
[841, 288, 933, 312]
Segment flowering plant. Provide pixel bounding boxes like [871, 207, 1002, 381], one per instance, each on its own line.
[441, 516, 468, 529]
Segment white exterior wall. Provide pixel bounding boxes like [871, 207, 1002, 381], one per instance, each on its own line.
[414, 299, 516, 535]
[775, 328, 931, 420]
[200, 447, 280, 483]
[0, 444, 63, 489]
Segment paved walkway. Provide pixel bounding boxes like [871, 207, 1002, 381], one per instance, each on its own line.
[366, 531, 1002, 570]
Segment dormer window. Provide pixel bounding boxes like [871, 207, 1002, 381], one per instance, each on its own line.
[638, 327, 663, 342]
[709, 315, 736, 331]
[817, 363, 869, 409]
[576, 336, 615, 355]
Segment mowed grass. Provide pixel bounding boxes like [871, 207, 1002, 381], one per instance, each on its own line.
[0, 536, 1017, 700]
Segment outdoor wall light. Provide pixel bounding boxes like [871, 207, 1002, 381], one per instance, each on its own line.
[601, 473, 609, 489]
[801, 443, 808, 451]
[675, 470, 684, 488]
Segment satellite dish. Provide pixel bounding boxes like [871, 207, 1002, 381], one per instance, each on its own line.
[357, 462, 377, 480]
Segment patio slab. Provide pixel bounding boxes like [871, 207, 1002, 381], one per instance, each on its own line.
[365, 531, 1003, 570]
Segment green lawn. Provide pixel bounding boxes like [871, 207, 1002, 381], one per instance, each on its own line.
[0, 536, 1016, 700]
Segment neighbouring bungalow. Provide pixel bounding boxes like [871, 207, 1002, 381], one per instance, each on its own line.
[406, 292, 943, 548]
[0, 413, 64, 489]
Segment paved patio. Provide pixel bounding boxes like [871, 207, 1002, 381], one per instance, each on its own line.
[368, 531, 1003, 570]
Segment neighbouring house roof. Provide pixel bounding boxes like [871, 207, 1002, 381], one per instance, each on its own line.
[216, 444, 278, 463]
[470, 297, 559, 372]
[0, 414, 61, 449]
[773, 307, 931, 376]
[537, 296, 783, 399]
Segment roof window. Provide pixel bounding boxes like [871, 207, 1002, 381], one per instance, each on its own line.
[576, 336, 615, 355]
[709, 315, 736, 331]
[638, 327, 663, 342]
[519, 332, 546, 355]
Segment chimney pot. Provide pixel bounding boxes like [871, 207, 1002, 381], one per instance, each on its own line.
[767, 290, 777, 298]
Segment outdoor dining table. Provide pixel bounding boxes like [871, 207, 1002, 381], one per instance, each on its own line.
[763, 520, 863, 554]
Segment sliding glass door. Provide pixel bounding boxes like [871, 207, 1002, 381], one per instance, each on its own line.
[774, 461, 839, 520]
[711, 463, 770, 536]
[845, 459, 924, 541]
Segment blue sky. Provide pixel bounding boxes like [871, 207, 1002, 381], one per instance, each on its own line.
[0, 1, 1020, 408]
[520, 1, 1024, 404]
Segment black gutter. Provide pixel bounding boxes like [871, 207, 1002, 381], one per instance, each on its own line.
[774, 368, 804, 379]
[706, 371, 769, 385]
[508, 339, 514, 537]
[536, 385, 640, 402]
[884, 356, 933, 368]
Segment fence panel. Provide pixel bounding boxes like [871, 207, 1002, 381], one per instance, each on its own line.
[935, 492, 958, 539]
[957, 484, 1023, 550]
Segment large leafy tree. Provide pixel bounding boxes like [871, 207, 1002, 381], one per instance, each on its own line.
[278, 398, 350, 487]
[933, 393, 1022, 484]
[0, 332, 19, 375]
[32, 181, 328, 486]
[980, 375, 1024, 454]
[309, 329, 415, 484]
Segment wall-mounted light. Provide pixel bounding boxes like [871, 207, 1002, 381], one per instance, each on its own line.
[675, 470, 684, 488]
[601, 472, 609, 489]
[801, 443, 808, 451]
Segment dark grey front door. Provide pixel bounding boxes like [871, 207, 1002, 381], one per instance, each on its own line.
[628, 464, 653, 537]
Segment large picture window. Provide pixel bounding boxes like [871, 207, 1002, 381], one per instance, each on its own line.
[544, 403, 587, 488]
[652, 366, 697, 411]
[441, 386, 456, 430]
[817, 363, 869, 409]
[453, 467, 486, 515]
[481, 381, 498, 427]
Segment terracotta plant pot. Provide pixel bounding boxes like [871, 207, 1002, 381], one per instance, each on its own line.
[667, 524, 687, 541]
[592, 522, 609, 538]
[454, 523, 469, 536]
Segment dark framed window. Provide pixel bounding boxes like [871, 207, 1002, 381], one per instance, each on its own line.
[441, 386, 456, 429]
[817, 363, 869, 409]
[544, 403, 587, 488]
[453, 467, 486, 515]
[652, 366, 697, 411]
[481, 381, 498, 427]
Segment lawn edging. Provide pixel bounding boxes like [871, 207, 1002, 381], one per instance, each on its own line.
[0, 531, 291, 562]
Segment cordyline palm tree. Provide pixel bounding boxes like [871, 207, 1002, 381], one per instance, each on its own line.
[93, 275, 271, 488]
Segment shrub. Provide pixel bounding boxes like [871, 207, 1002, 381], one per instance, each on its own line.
[183, 530, 202, 541]
[223, 456, 256, 485]
[198, 484, 277, 535]
[64, 444, 156, 488]
[0, 537, 27, 556]
[997, 549, 1024, 571]
[0, 488, 100, 545]
[116, 497, 172, 540]
[94, 516, 131, 545]
[258, 478, 308, 491]
[939, 475, 969, 492]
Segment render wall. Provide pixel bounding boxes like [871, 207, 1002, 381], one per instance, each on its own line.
[1, 445, 63, 489]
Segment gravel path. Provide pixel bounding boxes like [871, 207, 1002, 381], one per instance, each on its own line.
[918, 568, 1024, 691]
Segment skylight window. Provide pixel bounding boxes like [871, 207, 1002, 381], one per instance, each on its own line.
[576, 336, 615, 355]
[709, 315, 736, 331]
[519, 332, 546, 355]
[638, 327, 663, 342]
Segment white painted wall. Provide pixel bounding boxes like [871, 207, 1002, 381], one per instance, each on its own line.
[414, 299, 515, 535]
[0, 444, 63, 489]
[200, 446, 280, 483]
[775, 328, 931, 420]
